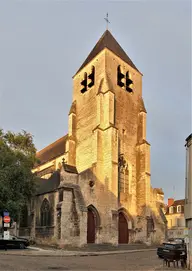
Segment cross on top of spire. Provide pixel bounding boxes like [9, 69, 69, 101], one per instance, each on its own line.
[104, 13, 110, 30]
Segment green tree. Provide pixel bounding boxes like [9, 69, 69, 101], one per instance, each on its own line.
[0, 129, 38, 221]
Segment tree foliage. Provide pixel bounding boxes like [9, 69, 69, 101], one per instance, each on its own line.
[0, 129, 38, 221]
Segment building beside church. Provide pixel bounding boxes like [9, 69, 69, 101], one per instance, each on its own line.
[184, 133, 192, 268]
[165, 198, 185, 239]
[19, 30, 166, 247]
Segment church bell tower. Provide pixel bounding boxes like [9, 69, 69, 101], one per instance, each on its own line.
[68, 30, 151, 216]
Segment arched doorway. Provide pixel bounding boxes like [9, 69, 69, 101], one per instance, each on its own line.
[118, 212, 129, 244]
[87, 205, 100, 244]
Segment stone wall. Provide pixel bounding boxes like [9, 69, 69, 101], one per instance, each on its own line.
[73, 50, 106, 173]
[33, 192, 57, 245]
[78, 168, 119, 245]
[30, 36, 166, 246]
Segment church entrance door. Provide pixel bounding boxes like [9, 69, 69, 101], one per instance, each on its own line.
[87, 209, 96, 243]
[118, 212, 129, 244]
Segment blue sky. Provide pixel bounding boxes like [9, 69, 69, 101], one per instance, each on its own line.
[0, 0, 191, 201]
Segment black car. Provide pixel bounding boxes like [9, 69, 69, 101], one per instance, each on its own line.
[162, 242, 186, 262]
[0, 234, 30, 249]
[157, 242, 166, 258]
[157, 240, 186, 260]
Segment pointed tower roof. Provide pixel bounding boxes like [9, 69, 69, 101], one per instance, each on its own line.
[74, 30, 141, 76]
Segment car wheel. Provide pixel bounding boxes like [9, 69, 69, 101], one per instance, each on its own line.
[19, 243, 26, 249]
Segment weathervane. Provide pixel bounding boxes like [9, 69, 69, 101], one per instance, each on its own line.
[104, 13, 110, 30]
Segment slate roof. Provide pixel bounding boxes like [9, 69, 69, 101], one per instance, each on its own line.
[186, 133, 192, 142]
[74, 30, 140, 76]
[35, 164, 78, 196]
[186, 134, 192, 141]
[165, 199, 185, 215]
[35, 170, 60, 196]
[36, 135, 67, 166]
[171, 199, 185, 207]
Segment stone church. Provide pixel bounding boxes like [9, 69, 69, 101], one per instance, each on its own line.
[19, 30, 166, 247]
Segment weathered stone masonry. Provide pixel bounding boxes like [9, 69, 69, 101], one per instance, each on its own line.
[22, 30, 166, 247]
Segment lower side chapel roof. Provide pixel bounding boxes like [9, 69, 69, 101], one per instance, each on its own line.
[35, 165, 78, 195]
[35, 170, 60, 195]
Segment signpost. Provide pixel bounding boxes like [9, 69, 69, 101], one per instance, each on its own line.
[0, 211, 11, 247]
[3, 216, 10, 228]
[3, 216, 10, 224]
[3, 211, 9, 217]
[3, 231, 10, 240]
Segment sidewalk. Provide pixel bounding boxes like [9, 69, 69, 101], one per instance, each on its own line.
[0, 246, 157, 257]
[155, 267, 187, 271]
[155, 262, 188, 270]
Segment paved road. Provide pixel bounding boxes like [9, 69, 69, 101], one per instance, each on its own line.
[0, 250, 166, 271]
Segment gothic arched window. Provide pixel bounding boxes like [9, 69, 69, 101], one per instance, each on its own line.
[40, 199, 51, 226]
[119, 165, 130, 194]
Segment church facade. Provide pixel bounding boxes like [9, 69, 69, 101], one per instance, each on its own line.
[20, 30, 166, 247]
